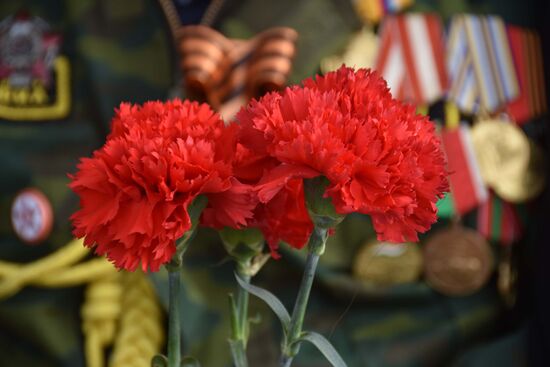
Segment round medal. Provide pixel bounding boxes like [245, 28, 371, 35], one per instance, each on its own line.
[11, 188, 53, 245]
[471, 119, 530, 187]
[353, 240, 423, 285]
[320, 27, 379, 74]
[471, 119, 545, 202]
[492, 141, 545, 203]
[423, 226, 493, 296]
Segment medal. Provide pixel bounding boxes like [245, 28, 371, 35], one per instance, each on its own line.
[471, 119, 545, 203]
[423, 225, 493, 296]
[493, 140, 545, 203]
[353, 240, 422, 285]
[11, 188, 53, 245]
[320, 27, 379, 74]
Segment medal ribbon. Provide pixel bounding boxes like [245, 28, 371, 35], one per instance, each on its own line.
[353, 0, 414, 24]
[178, 26, 297, 119]
[440, 124, 488, 215]
[447, 15, 519, 115]
[375, 14, 447, 105]
[506, 26, 547, 124]
[477, 192, 522, 245]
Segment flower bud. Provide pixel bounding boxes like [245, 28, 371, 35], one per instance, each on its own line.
[219, 227, 264, 263]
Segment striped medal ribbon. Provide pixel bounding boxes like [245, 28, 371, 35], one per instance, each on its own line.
[447, 15, 519, 115]
[440, 124, 488, 215]
[353, 0, 414, 25]
[477, 192, 522, 245]
[178, 26, 298, 119]
[506, 26, 547, 124]
[375, 13, 447, 105]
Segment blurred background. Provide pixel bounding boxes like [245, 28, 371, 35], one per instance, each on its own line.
[0, 0, 548, 366]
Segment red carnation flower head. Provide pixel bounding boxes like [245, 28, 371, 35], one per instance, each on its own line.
[235, 66, 448, 255]
[70, 100, 255, 272]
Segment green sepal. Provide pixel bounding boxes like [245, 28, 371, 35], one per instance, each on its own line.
[169, 195, 208, 268]
[181, 356, 201, 367]
[219, 227, 264, 263]
[151, 354, 168, 367]
[304, 177, 345, 229]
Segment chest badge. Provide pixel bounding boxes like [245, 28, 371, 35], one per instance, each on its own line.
[0, 11, 70, 121]
[11, 188, 54, 245]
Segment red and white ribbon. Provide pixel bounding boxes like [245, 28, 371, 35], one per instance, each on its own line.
[440, 125, 488, 215]
[375, 13, 447, 105]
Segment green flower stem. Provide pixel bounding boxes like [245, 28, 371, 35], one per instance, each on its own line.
[236, 270, 251, 342]
[280, 226, 328, 367]
[229, 261, 252, 367]
[167, 268, 182, 367]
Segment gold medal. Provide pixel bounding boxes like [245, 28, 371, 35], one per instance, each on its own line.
[493, 140, 545, 202]
[320, 27, 379, 74]
[471, 119, 529, 185]
[423, 226, 494, 296]
[353, 240, 422, 285]
[471, 119, 545, 202]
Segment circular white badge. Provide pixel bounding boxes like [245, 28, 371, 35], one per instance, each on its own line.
[11, 188, 53, 244]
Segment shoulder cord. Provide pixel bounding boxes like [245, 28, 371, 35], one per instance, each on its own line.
[0, 239, 164, 367]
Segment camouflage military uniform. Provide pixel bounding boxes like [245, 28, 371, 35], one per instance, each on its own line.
[0, 1, 173, 365]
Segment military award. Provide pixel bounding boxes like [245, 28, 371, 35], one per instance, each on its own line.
[0, 12, 70, 120]
[320, 27, 379, 74]
[353, 240, 422, 285]
[178, 25, 297, 120]
[423, 225, 493, 296]
[11, 188, 53, 245]
[471, 118, 545, 203]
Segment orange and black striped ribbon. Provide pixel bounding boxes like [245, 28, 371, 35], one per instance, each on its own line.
[178, 26, 298, 119]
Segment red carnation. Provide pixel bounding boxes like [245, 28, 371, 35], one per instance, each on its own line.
[235, 66, 448, 255]
[70, 100, 255, 272]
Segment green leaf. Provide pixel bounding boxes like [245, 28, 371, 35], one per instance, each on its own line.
[181, 356, 201, 367]
[299, 331, 347, 367]
[151, 354, 168, 367]
[234, 273, 291, 331]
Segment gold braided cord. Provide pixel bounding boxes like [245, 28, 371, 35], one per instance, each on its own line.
[82, 269, 122, 367]
[0, 238, 165, 367]
[109, 270, 164, 367]
[0, 239, 89, 298]
[0, 257, 114, 287]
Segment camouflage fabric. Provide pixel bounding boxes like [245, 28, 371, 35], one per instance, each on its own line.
[0, 0, 543, 366]
[0, 0, 173, 366]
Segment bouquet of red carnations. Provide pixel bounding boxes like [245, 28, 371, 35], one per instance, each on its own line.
[69, 66, 448, 367]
